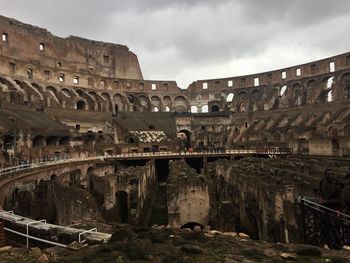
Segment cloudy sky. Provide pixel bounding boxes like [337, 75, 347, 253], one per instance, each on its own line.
[2, 0, 350, 88]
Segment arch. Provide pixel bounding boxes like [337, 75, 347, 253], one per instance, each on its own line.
[279, 85, 287, 96]
[32, 135, 45, 148]
[211, 105, 220, 112]
[9, 91, 21, 104]
[165, 106, 170, 112]
[59, 136, 70, 145]
[174, 96, 188, 112]
[101, 92, 112, 111]
[178, 129, 191, 149]
[190, 105, 198, 113]
[137, 95, 150, 111]
[181, 222, 204, 231]
[153, 106, 159, 112]
[327, 90, 333, 102]
[46, 86, 58, 96]
[329, 126, 338, 137]
[76, 100, 85, 110]
[31, 83, 43, 93]
[46, 136, 59, 146]
[238, 90, 247, 96]
[76, 89, 84, 97]
[60, 88, 71, 97]
[226, 93, 234, 102]
[163, 95, 172, 106]
[238, 101, 245, 112]
[116, 191, 129, 223]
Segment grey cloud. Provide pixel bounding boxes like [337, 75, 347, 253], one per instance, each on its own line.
[1, 0, 350, 88]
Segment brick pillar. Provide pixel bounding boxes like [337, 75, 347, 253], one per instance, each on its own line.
[0, 220, 5, 247]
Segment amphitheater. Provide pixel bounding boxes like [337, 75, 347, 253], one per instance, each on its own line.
[0, 15, 349, 260]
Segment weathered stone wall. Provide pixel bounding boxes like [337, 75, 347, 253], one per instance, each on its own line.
[167, 160, 210, 228]
[89, 160, 157, 226]
[207, 157, 350, 242]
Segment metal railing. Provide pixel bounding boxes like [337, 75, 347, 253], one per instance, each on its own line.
[0, 148, 291, 178]
[0, 210, 106, 248]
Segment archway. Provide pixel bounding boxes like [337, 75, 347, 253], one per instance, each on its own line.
[116, 191, 129, 223]
[177, 129, 191, 149]
[211, 105, 219, 112]
[76, 100, 85, 110]
[181, 222, 204, 231]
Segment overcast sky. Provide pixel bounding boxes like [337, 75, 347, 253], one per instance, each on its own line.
[2, 0, 350, 88]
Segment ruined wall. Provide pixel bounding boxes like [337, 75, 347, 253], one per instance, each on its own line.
[208, 157, 350, 242]
[0, 15, 143, 81]
[89, 160, 157, 226]
[167, 160, 210, 228]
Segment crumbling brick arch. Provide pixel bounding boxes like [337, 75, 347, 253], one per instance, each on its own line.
[291, 83, 306, 107]
[250, 89, 260, 111]
[88, 91, 103, 111]
[340, 72, 350, 99]
[32, 135, 45, 148]
[31, 82, 44, 94]
[174, 95, 188, 112]
[162, 95, 172, 111]
[75, 88, 96, 111]
[137, 94, 151, 111]
[328, 125, 339, 137]
[113, 93, 127, 112]
[151, 95, 162, 111]
[76, 99, 86, 110]
[100, 92, 112, 111]
[237, 91, 247, 112]
[9, 90, 22, 104]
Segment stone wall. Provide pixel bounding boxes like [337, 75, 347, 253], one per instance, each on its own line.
[167, 160, 210, 228]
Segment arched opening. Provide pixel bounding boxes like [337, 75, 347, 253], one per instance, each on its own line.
[32, 135, 45, 148]
[116, 191, 129, 223]
[46, 136, 59, 146]
[327, 90, 333, 102]
[76, 100, 85, 110]
[227, 93, 234, 102]
[153, 106, 159, 112]
[177, 130, 191, 149]
[76, 89, 84, 97]
[201, 105, 208, 113]
[59, 136, 70, 145]
[329, 126, 338, 137]
[50, 174, 57, 181]
[83, 132, 95, 146]
[165, 106, 170, 112]
[279, 85, 287, 96]
[239, 101, 245, 112]
[327, 77, 334, 89]
[190, 106, 198, 113]
[211, 105, 219, 112]
[10, 91, 21, 104]
[181, 222, 204, 231]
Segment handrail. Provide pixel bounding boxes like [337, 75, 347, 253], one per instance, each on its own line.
[299, 196, 350, 220]
[0, 148, 292, 177]
[78, 228, 97, 243]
